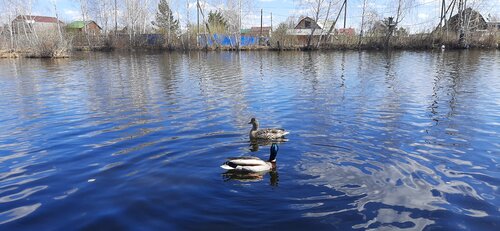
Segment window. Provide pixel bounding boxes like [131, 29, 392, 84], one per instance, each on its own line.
[305, 21, 311, 29]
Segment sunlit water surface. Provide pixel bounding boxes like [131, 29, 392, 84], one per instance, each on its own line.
[0, 51, 499, 230]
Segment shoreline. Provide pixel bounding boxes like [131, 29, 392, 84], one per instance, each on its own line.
[1, 45, 498, 59]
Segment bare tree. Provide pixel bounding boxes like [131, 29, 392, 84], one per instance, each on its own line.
[300, 0, 329, 49]
[316, 0, 333, 48]
[358, 0, 367, 49]
[123, 0, 153, 44]
[51, 0, 63, 41]
[80, 0, 92, 46]
[90, 0, 113, 35]
[384, 0, 415, 49]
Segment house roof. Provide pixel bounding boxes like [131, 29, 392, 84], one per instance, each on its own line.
[67, 21, 101, 29]
[295, 17, 322, 29]
[317, 21, 334, 30]
[15, 15, 63, 24]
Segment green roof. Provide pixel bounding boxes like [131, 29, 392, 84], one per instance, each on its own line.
[67, 21, 86, 29]
[66, 21, 100, 29]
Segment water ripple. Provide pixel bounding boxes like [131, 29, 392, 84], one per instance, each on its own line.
[0, 51, 498, 229]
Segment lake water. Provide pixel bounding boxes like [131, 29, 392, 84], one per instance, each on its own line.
[0, 50, 499, 230]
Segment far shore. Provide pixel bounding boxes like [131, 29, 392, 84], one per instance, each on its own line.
[1, 43, 498, 59]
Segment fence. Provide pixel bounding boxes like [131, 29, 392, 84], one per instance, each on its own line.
[197, 34, 266, 47]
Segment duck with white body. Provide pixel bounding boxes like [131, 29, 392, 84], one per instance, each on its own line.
[221, 143, 279, 173]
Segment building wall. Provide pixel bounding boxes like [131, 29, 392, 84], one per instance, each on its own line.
[86, 22, 101, 35]
[12, 21, 60, 34]
[67, 22, 101, 35]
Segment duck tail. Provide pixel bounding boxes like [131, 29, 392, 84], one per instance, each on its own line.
[220, 162, 235, 170]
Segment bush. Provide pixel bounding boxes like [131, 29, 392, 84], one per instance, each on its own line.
[28, 32, 70, 58]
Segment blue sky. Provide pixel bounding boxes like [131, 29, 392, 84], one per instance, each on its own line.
[3, 0, 500, 33]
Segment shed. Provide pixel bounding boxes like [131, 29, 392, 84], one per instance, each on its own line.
[12, 15, 64, 34]
[66, 21, 101, 35]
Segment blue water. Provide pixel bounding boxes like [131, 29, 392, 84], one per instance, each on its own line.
[0, 50, 499, 230]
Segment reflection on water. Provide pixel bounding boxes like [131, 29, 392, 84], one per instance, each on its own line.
[222, 170, 279, 186]
[0, 50, 499, 230]
[249, 139, 288, 152]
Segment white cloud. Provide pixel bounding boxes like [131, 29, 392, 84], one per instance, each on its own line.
[63, 9, 80, 21]
[417, 13, 429, 20]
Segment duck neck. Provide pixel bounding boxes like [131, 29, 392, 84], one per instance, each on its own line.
[252, 122, 259, 131]
[268, 152, 277, 162]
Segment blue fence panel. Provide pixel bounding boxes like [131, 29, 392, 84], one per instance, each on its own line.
[198, 34, 262, 47]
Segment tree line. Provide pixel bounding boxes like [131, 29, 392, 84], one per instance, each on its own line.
[0, 0, 498, 57]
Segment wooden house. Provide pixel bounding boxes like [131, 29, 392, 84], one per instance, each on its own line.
[66, 21, 101, 35]
[445, 8, 487, 32]
[12, 15, 64, 34]
[294, 17, 321, 29]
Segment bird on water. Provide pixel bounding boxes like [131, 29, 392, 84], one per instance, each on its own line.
[248, 118, 289, 140]
[221, 143, 279, 173]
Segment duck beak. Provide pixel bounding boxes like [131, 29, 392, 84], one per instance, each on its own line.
[248, 121, 252, 124]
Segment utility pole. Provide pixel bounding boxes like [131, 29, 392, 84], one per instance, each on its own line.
[260, 9, 263, 37]
[326, 0, 347, 42]
[114, 0, 117, 36]
[197, 0, 200, 39]
[239, 0, 242, 48]
[271, 12, 273, 33]
[439, 0, 446, 28]
[343, 0, 347, 29]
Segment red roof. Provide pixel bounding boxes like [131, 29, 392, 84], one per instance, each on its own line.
[15, 15, 63, 24]
[336, 28, 355, 35]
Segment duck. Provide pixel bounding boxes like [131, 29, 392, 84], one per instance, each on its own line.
[248, 118, 289, 140]
[221, 143, 279, 173]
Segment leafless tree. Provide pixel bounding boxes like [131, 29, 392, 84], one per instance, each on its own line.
[90, 0, 113, 35]
[358, 0, 367, 48]
[384, 0, 415, 48]
[299, 0, 329, 49]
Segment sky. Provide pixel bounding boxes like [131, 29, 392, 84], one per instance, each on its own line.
[2, 0, 500, 33]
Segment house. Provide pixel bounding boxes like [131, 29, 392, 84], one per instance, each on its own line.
[336, 28, 356, 36]
[445, 8, 487, 32]
[487, 21, 500, 31]
[241, 27, 272, 37]
[368, 21, 387, 35]
[66, 21, 101, 35]
[287, 17, 333, 45]
[12, 15, 64, 34]
[294, 17, 321, 29]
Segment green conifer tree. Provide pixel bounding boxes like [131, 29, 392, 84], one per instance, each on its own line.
[155, 0, 179, 35]
[208, 11, 228, 33]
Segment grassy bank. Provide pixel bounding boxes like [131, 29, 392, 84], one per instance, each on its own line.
[1, 31, 498, 59]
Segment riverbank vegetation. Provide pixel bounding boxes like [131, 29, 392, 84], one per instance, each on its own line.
[0, 0, 499, 58]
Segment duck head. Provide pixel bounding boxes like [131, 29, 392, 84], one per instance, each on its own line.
[268, 143, 279, 162]
[248, 118, 259, 129]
